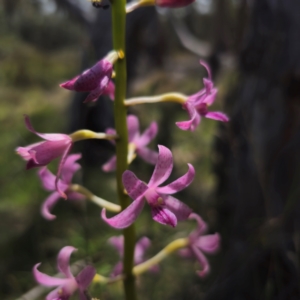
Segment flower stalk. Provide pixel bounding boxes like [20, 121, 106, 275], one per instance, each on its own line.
[124, 93, 187, 106]
[111, 0, 137, 298]
[133, 238, 189, 275]
[69, 184, 121, 212]
[69, 130, 118, 142]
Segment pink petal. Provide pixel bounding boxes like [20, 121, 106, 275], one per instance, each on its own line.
[76, 60, 113, 92]
[110, 261, 123, 277]
[196, 233, 220, 254]
[151, 206, 177, 227]
[176, 103, 200, 131]
[189, 213, 208, 238]
[16, 142, 43, 161]
[202, 88, 218, 106]
[60, 75, 80, 90]
[33, 263, 69, 287]
[101, 196, 145, 229]
[55, 143, 73, 199]
[76, 265, 96, 290]
[102, 156, 117, 172]
[73, 69, 100, 91]
[57, 246, 77, 278]
[191, 245, 210, 277]
[24, 115, 70, 141]
[108, 236, 124, 257]
[103, 80, 115, 100]
[61, 153, 82, 184]
[188, 88, 206, 104]
[83, 76, 110, 103]
[136, 147, 158, 165]
[38, 167, 56, 191]
[203, 78, 214, 94]
[199, 60, 212, 80]
[106, 128, 117, 136]
[105, 128, 117, 145]
[148, 145, 173, 187]
[136, 122, 158, 147]
[164, 195, 192, 222]
[135, 237, 151, 264]
[41, 192, 62, 220]
[127, 115, 140, 142]
[25, 140, 72, 170]
[156, 163, 195, 194]
[178, 248, 194, 258]
[45, 278, 78, 300]
[122, 170, 148, 200]
[205, 111, 229, 122]
[66, 191, 85, 201]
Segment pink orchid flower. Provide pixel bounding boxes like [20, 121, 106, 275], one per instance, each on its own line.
[102, 145, 194, 228]
[179, 213, 220, 277]
[60, 58, 115, 103]
[102, 115, 158, 172]
[33, 246, 96, 300]
[38, 154, 84, 220]
[176, 61, 229, 131]
[108, 236, 158, 277]
[16, 115, 73, 198]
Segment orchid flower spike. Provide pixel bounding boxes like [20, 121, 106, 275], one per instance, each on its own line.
[102, 115, 158, 172]
[102, 145, 194, 228]
[33, 246, 96, 300]
[60, 51, 119, 103]
[179, 213, 220, 277]
[38, 154, 84, 220]
[108, 236, 158, 277]
[176, 60, 229, 131]
[16, 115, 73, 198]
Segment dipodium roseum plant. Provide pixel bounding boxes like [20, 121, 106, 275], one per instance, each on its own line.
[16, 0, 227, 298]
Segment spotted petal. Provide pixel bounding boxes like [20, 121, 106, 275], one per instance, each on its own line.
[164, 195, 192, 222]
[148, 145, 173, 187]
[122, 170, 148, 200]
[101, 196, 145, 229]
[83, 76, 110, 103]
[151, 206, 177, 227]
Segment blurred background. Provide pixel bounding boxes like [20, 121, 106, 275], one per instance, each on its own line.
[1, 0, 300, 299]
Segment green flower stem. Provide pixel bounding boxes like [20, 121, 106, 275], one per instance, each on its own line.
[111, 0, 137, 299]
[133, 238, 189, 275]
[124, 93, 187, 106]
[92, 238, 189, 287]
[69, 184, 121, 212]
[69, 130, 118, 142]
